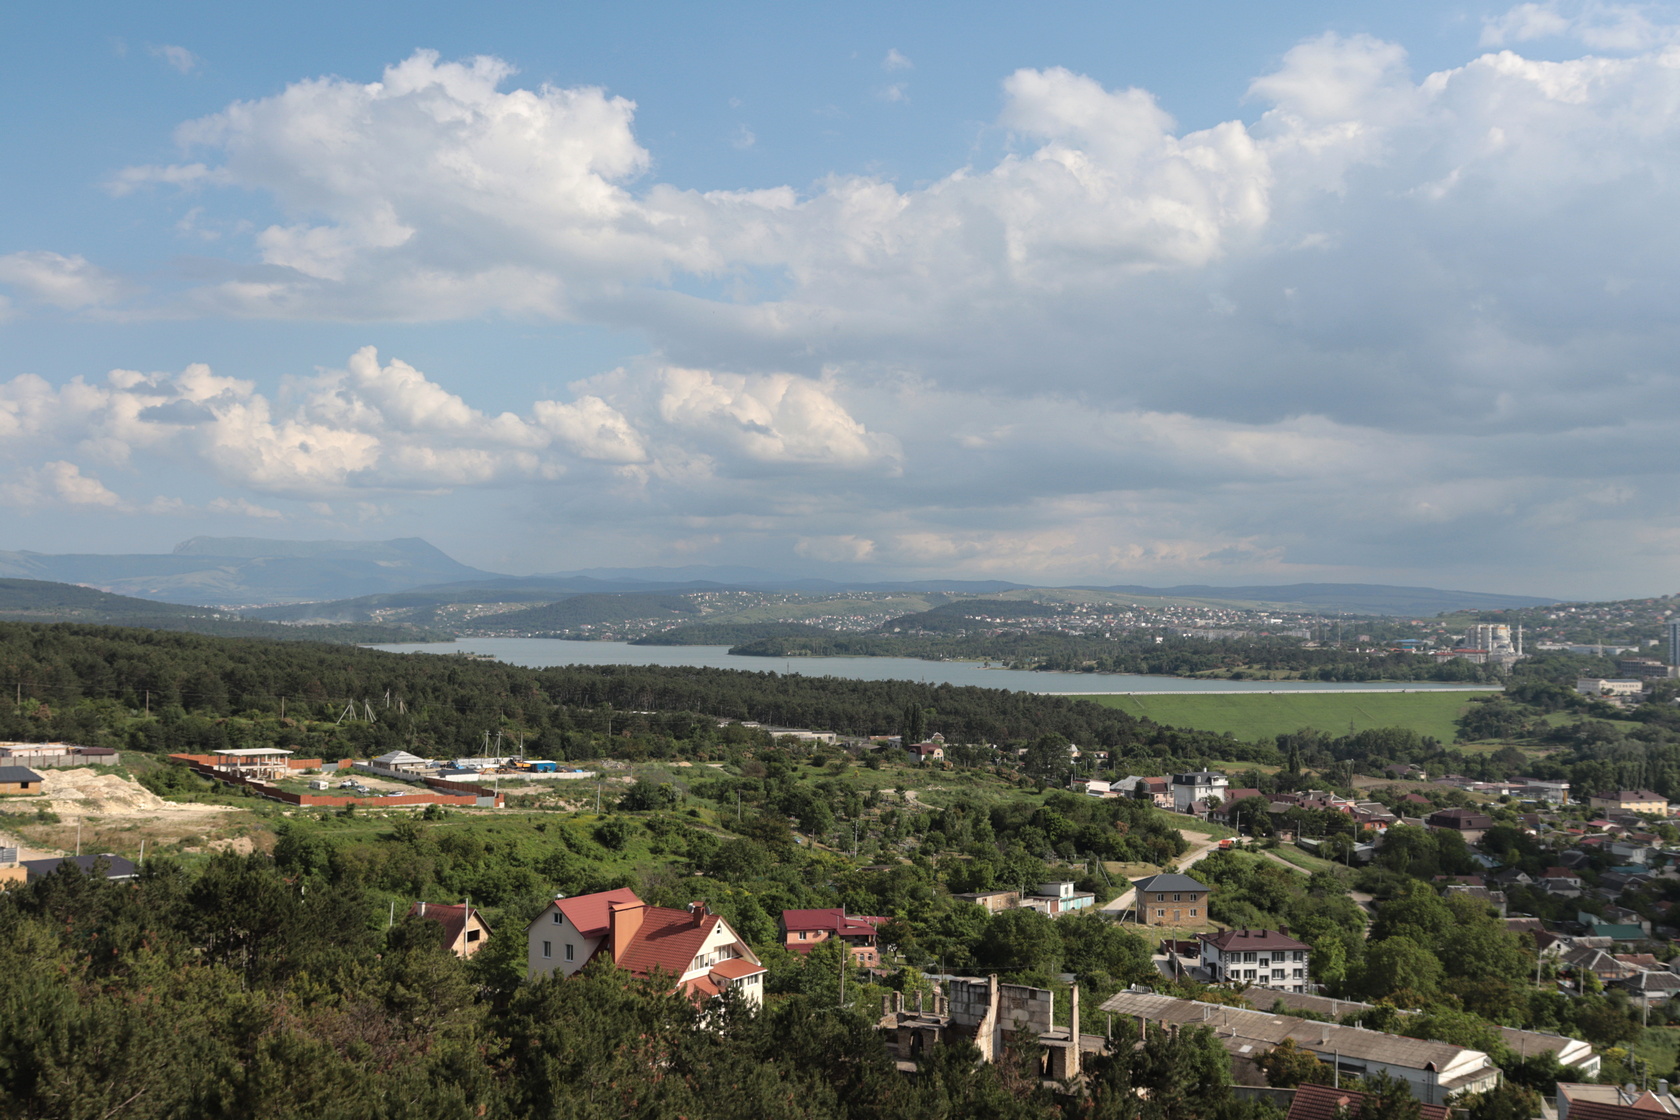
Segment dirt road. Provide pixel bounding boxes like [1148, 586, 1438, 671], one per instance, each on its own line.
[1102, 828, 1222, 916]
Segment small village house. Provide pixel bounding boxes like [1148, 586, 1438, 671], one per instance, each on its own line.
[410, 901, 491, 958]
[0, 766, 43, 795]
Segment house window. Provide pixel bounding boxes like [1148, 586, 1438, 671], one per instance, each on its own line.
[565, 943, 574, 962]
[466, 929, 481, 942]
[1157, 894, 1166, 902]
[552, 912, 561, 924]
[1189, 909, 1198, 918]
[542, 941, 552, 958]
[1173, 893, 1182, 902]
[1293, 951, 1303, 961]
[1243, 952, 1256, 962]
[1155, 909, 1165, 918]
[1293, 969, 1304, 978]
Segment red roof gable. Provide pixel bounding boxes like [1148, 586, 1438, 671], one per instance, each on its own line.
[1567, 1101, 1674, 1120]
[1287, 1084, 1449, 1120]
[615, 906, 721, 978]
[408, 901, 488, 947]
[553, 887, 642, 938]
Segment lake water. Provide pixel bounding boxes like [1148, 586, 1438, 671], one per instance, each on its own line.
[365, 638, 1498, 696]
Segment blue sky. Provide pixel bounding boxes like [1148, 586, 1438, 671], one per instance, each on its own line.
[2, 0, 1678, 597]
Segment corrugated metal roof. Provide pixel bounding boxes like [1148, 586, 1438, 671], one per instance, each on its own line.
[1097, 991, 1493, 1082]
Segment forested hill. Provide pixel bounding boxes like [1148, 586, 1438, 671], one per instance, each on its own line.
[0, 621, 1237, 762]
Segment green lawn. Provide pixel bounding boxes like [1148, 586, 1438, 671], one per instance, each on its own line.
[1090, 690, 1495, 745]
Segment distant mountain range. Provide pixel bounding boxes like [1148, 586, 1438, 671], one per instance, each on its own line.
[0, 536, 1561, 617]
[0, 578, 445, 643]
[0, 537, 494, 606]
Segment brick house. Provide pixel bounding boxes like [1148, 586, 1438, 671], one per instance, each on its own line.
[780, 908, 885, 966]
[1132, 873, 1211, 927]
[527, 888, 766, 1006]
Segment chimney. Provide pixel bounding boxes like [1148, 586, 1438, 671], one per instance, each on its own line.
[419, 901, 426, 916]
[609, 900, 645, 962]
[688, 901, 708, 925]
[1279, 924, 1289, 936]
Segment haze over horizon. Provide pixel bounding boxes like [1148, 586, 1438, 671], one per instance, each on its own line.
[4, 1, 1679, 600]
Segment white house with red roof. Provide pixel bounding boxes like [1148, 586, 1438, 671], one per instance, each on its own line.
[1198, 928, 1311, 992]
[527, 888, 766, 1007]
[779, 908, 885, 966]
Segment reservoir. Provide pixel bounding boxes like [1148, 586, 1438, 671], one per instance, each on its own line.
[366, 638, 1498, 696]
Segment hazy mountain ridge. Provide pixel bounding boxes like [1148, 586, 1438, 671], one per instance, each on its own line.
[0, 578, 447, 643]
[0, 537, 495, 606]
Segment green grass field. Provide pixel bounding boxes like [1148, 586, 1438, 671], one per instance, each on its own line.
[1090, 689, 1496, 745]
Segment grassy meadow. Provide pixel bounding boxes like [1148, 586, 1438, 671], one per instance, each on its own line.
[1089, 689, 1496, 746]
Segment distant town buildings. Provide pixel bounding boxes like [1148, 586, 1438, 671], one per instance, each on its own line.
[1587, 790, 1669, 815]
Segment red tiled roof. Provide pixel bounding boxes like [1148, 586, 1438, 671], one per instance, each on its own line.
[1287, 1083, 1449, 1120]
[409, 901, 488, 947]
[1567, 1101, 1673, 1120]
[615, 907, 720, 978]
[710, 957, 765, 980]
[1199, 928, 1310, 953]
[553, 887, 642, 937]
[781, 908, 884, 937]
[679, 974, 722, 1003]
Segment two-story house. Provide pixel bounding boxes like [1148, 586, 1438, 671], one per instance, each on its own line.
[1172, 772, 1228, 813]
[780, 908, 885, 966]
[1589, 790, 1669, 816]
[1198, 928, 1311, 992]
[527, 888, 766, 1006]
[1132, 873, 1211, 927]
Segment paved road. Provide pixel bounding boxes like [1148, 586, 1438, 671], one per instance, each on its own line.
[1101, 828, 1222, 917]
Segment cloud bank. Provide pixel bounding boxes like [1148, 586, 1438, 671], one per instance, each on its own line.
[6, 14, 1680, 591]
